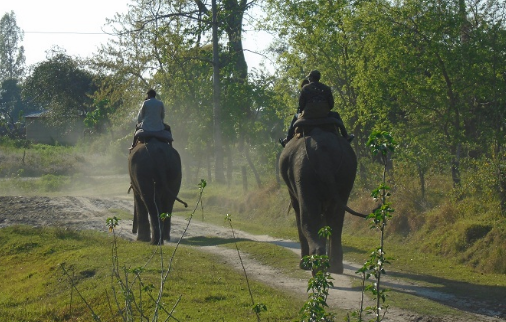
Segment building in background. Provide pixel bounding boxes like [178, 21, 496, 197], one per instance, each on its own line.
[25, 111, 84, 145]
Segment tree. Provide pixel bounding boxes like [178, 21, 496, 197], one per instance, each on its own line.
[94, 0, 260, 184]
[22, 48, 96, 124]
[0, 78, 26, 137]
[0, 11, 25, 81]
[264, 0, 506, 195]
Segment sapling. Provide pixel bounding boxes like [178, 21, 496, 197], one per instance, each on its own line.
[299, 226, 335, 322]
[225, 213, 267, 321]
[96, 180, 208, 321]
[348, 131, 396, 322]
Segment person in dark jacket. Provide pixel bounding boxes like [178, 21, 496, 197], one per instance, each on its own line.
[279, 70, 353, 147]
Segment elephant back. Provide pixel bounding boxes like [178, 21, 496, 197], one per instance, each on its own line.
[128, 139, 182, 190]
[280, 128, 356, 196]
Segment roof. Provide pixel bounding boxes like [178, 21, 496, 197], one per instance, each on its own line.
[25, 110, 49, 118]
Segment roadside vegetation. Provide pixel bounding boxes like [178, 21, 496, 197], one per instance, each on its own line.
[1, 0, 505, 278]
[1, 137, 505, 321]
[1, 0, 506, 320]
[1, 137, 505, 277]
[0, 225, 304, 321]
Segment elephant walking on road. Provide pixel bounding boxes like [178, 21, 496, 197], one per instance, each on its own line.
[279, 127, 357, 274]
[128, 139, 182, 245]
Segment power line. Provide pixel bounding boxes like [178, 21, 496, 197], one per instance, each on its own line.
[24, 31, 108, 35]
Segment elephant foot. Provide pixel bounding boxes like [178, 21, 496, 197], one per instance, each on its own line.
[150, 239, 163, 246]
[137, 233, 151, 242]
[328, 264, 344, 274]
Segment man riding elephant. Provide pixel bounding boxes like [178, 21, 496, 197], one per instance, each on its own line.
[130, 89, 173, 150]
[279, 70, 354, 147]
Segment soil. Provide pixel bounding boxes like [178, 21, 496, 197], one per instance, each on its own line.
[0, 195, 504, 322]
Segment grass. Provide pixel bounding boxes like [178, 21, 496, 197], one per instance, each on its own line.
[341, 232, 506, 318]
[172, 182, 506, 319]
[177, 181, 299, 241]
[0, 225, 305, 321]
[1, 138, 505, 320]
[0, 174, 131, 196]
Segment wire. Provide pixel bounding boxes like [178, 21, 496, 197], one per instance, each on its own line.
[24, 31, 108, 35]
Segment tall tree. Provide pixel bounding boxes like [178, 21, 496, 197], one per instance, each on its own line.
[0, 78, 26, 137]
[23, 49, 95, 124]
[0, 11, 25, 81]
[95, 0, 257, 184]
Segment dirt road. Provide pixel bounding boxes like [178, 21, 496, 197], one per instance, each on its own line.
[0, 195, 504, 322]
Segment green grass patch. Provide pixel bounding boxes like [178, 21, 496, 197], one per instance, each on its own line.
[177, 181, 299, 241]
[0, 225, 304, 321]
[342, 231, 506, 314]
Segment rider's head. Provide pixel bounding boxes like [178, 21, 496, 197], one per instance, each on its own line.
[306, 70, 321, 83]
[146, 89, 157, 99]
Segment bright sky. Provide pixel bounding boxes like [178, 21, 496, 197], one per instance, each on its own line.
[0, 0, 270, 70]
[0, 0, 129, 66]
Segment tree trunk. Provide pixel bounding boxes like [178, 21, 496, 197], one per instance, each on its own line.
[242, 166, 248, 192]
[245, 144, 261, 188]
[207, 148, 212, 182]
[226, 141, 233, 187]
[212, 0, 226, 183]
[416, 161, 426, 201]
[193, 153, 202, 185]
[498, 164, 506, 214]
[275, 151, 281, 185]
[451, 143, 462, 187]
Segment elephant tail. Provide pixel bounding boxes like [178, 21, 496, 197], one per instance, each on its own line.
[169, 190, 188, 208]
[344, 205, 368, 218]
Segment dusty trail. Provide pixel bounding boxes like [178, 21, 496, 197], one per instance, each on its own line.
[0, 195, 504, 322]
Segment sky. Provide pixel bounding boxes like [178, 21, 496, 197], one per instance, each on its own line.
[0, 0, 270, 69]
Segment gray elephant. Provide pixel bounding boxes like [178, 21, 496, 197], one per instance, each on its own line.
[279, 126, 357, 274]
[128, 139, 182, 245]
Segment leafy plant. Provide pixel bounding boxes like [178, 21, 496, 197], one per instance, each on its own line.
[62, 180, 209, 321]
[299, 227, 335, 322]
[348, 131, 396, 322]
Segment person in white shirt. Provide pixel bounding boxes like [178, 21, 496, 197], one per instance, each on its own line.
[130, 89, 173, 150]
[137, 89, 165, 131]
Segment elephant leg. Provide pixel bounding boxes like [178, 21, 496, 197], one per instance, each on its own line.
[298, 195, 326, 268]
[160, 196, 175, 242]
[290, 194, 310, 270]
[326, 205, 346, 274]
[138, 183, 163, 245]
[162, 216, 171, 242]
[135, 193, 151, 242]
[157, 196, 174, 241]
[147, 203, 163, 245]
[132, 203, 138, 234]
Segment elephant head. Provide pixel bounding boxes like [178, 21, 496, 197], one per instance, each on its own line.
[128, 139, 182, 245]
[279, 127, 357, 274]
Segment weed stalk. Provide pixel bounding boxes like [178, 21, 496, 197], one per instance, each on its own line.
[348, 131, 396, 322]
[225, 214, 267, 321]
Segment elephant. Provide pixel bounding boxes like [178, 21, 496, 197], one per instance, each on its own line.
[279, 125, 357, 274]
[128, 138, 182, 245]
